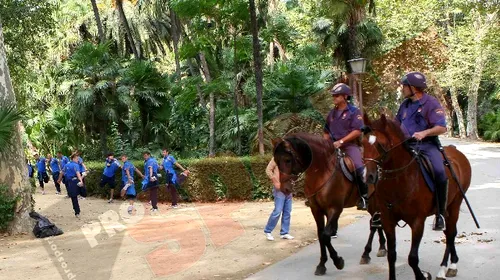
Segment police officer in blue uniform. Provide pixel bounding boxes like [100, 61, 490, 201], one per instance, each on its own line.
[395, 71, 448, 231]
[47, 153, 62, 195]
[34, 154, 49, 195]
[100, 153, 121, 203]
[323, 83, 368, 210]
[58, 154, 85, 218]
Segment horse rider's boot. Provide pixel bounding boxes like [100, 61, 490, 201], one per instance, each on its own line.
[433, 179, 448, 231]
[355, 171, 369, 211]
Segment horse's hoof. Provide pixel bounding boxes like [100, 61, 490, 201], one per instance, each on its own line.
[359, 256, 371, 265]
[446, 268, 458, 277]
[422, 271, 432, 280]
[334, 257, 345, 270]
[377, 249, 387, 257]
[314, 265, 326, 276]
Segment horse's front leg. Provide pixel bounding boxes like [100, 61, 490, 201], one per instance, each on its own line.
[360, 221, 376, 264]
[408, 220, 432, 280]
[377, 227, 387, 257]
[311, 204, 328, 276]
[324, 210, 345, 270]
[382, 218, 397, 280]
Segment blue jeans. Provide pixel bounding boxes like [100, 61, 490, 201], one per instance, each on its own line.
[264, 188, 292, 235]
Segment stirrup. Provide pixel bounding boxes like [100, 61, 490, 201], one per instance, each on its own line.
[432, 214, 446, 231]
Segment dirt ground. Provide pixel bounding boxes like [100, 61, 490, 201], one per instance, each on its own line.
[0, 182, 367, 280]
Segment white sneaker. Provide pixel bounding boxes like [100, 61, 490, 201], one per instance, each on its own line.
[42, 191, 45, 195]
[172, 205, 178, 209]
[280, 234, 294, 240]
[78, 196, 86, 200]
[331, 234, 338, 239]
[150, 208, 159, 215]
[55, 192, 61, 195]
[108, 199, 113, 203]
[127, 206, 134, 214]
[265, 233, 274, 241]
[75, 214, 80, 219]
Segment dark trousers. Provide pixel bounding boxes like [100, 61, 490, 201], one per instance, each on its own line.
[167, 184, 178, 206]
[149, 186, 159, 209]
[70, 196, 80, 215]
[37, 171, 48, 189]
[52, 172, 61, 192]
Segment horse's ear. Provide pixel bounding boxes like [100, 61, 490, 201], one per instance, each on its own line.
[363, 113, 371, 126]
[271, 138, 282, 149]
[380, 114, 388, 128]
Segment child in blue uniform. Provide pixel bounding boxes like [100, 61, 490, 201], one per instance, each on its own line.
[34, 154, 49, 195]
[47, 153, 62, 195]
[58, 154, 86, 218]
[57, 152, 70, 195]
[139, 151, 160, 214]
[120, 154, 144, 214]
[100, 153, 121, 203]
[160, 148, 189, 208]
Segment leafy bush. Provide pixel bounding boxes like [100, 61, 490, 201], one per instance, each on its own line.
[479, 110, 500, 141]
[81, 155, 306, 202]
[0, 184, 18, 232]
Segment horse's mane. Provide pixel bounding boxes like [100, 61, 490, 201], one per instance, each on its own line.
[371, 116, 406, 144]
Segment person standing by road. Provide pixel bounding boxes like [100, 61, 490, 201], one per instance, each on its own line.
[264, 157, 294, 241]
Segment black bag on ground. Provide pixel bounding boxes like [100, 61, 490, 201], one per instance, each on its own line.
[29, 212, 64, 238]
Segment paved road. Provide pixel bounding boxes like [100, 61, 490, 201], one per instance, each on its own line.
[247, 138, 500, 280]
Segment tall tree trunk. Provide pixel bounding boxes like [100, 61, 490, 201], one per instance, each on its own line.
[466, 12, 494, 140]
[187, 58, 206, 108]
[450, 87, 466, 138]
[171, 10, 181, 79]
[233, 34, 242, 155]
[0, 21, 34, 234]
[249, 0, 265, 155]
[199, 52, 215, 157]
[466, 56, 484, 140]
[90, 0, 105, 43]
[116, 0, 140, 60]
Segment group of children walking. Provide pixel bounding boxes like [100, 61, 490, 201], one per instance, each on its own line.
[30, 149, 189, 218]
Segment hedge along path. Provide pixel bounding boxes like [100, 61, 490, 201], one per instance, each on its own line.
[80, 155, 310, 202]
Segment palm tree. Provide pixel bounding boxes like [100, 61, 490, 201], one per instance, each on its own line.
[249, 0, 265, 155]
[90, 0, 105, 42]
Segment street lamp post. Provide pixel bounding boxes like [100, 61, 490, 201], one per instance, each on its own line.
[347, 58, 367, 115]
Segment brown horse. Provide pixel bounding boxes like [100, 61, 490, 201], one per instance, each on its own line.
[362, 115, 472, 280]
[273, 132, 386, 276]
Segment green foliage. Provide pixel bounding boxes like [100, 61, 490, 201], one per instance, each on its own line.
[0, 105, 23, 152]
[480, 109, 500, 141]
[0, 184, 18, 231]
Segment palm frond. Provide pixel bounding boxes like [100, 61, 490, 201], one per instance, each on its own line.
[0, 106, 23, 152]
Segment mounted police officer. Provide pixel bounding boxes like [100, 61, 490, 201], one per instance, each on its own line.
[395, 71, 448, 231]
[323, 83, 368, 210]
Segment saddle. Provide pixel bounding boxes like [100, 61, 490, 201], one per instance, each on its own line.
[408, 148, 444, 193]
[337, 150, 356, 182]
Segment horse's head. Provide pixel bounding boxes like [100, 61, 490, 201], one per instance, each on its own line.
[272, 136, 313, 194]
[362, 114, 407, 184]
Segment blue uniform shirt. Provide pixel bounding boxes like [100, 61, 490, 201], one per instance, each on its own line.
[395, 93, 447, 139]
[103, 158, 121, 177]
[60, 156, 70, 169]
[78, 157, 85, 173]
[63, 162, 80, 179]
[162, 155, 176, 172]
[324, 104, 363, 142]
[143, 157, 159, 182]
[50, 158, 60, 173]
[36, 157, 47, 173]
[121, 161, 135, 183]
[27, 163, 34, 178]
